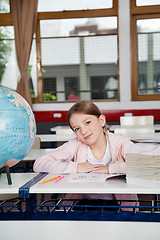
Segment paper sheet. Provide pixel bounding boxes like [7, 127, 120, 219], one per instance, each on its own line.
[67, 173, 125, 182]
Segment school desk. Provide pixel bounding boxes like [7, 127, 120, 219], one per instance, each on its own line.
[36, 134, 75, 148]
[49, 126, 160, 143]
[1, 172, 160, 240]
[10, 149, 54, 173]
[36, 134, 74, 143]
[0, 172, 160, 219]
[132, 133, 160, 143]
[23, 149, 53, 162]
[0, 172, 37, 195]
[109, 124, 160, 133]
[0, 172, 160, 200]
[30, 173, 160, 195]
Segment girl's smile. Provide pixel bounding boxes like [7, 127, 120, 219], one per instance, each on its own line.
[84, 133, 93, 140]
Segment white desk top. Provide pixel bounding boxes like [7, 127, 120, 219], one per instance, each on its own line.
[49, 125, 160, 143]
[0, 173, 160, 195]
[30, 173, 160, 195]
[109, 124, 160, 132]
[23, 149, 53, 161]
[0, 173, 37, 194]
[51, 125, 160, 133]
[126, 133, 160, 143]
[37, 132, 160, 143]
[36, 134, 75, 142]
[108, 127, 160, 142]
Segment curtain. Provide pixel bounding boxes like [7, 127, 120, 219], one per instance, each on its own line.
[11, 0, 38, 107]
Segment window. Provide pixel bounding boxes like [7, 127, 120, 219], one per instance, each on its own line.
[131, 0, 160, 100]
[39, 15, 118, 102]
[0, 0, 119, 103]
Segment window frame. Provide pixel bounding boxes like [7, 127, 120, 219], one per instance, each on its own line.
[130, 0, 160, 100]
[35, 0, 119, 103]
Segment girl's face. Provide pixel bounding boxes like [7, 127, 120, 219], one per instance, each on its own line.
[69, 113, 106, 147]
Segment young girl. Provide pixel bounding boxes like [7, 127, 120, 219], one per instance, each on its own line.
[33, 100, 138, 209]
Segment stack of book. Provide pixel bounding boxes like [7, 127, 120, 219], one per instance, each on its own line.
[125, 143, 160, 185]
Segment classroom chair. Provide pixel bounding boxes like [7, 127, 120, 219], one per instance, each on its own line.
[114, 115, 155, 136]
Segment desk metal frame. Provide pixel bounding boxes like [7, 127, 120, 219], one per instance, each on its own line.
[1, 196, 160, 222]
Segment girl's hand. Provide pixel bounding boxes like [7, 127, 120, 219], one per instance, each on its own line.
[91, 165, 109, 174]
[77, 162, 101, 173]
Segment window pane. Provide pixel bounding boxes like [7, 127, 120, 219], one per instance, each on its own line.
[0, 27, 37, 97]
[40, 17, 117, 38]
[136, 0, 160, 6]
[38, 0, 113, 12]
[40, 17, 118, 102]
[29, 38, 37, 98]
[65, 77, 80, 101]
[91, 76, 118, 99]
[0, 26, 19, 90]
[137, 19, 160, 95]
[43, 77, 57, 101]
[0, 0, 10, 13]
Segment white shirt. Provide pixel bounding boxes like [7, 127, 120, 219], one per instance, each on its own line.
[87, 136, 111, 165]
[84, 136, 114, 200]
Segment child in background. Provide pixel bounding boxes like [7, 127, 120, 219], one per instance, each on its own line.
[33, 100, 138, 209]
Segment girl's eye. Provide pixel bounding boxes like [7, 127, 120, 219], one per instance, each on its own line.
[74, 127, 80, 132]
[86, 121, 91, 125]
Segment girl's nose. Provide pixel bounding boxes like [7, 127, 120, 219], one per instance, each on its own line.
[81, 125, 87, 135]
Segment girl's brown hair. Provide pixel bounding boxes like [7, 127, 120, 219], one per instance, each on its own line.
[67, 100, 107, 131]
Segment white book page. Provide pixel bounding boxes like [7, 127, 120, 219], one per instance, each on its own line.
[67, 173, 125, 182]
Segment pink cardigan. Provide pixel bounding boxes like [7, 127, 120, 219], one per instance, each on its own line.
[33, 132, 133, 174]
[33, 132, 138, 210]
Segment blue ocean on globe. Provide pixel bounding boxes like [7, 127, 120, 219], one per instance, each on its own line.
[0, 86, 36, 169]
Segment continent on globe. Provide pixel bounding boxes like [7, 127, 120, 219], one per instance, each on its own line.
[0, 86, 36, 169]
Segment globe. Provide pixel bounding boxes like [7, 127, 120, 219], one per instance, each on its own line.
[0, 86, 36, 170]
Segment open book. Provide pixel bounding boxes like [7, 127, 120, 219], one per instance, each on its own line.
[67, 173, 125, 182]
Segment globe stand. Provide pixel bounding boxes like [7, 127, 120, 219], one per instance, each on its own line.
[5, 166, 12, 185]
